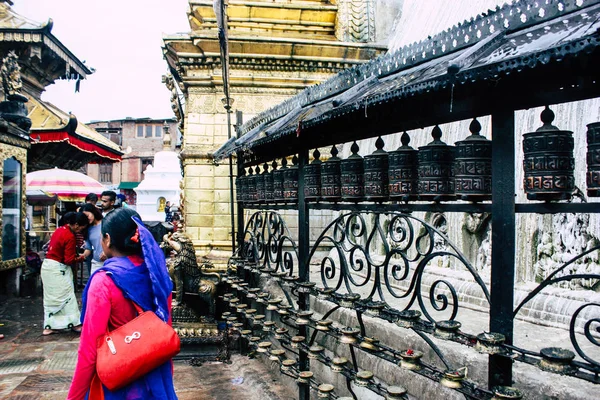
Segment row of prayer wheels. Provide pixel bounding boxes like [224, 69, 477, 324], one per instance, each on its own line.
[237, 108, 599, 204]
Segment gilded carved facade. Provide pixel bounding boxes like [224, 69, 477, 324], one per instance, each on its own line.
[163, 0, 393, 264]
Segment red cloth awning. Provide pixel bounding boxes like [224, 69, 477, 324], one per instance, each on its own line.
[34, 131, 121, 162]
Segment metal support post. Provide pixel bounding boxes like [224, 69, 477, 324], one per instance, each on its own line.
[489, 110, 515, 387]
[297, 149, 310, 400]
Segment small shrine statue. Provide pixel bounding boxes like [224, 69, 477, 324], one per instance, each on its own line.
[161, 231, 222, 319]
[1, 51, 23, 100]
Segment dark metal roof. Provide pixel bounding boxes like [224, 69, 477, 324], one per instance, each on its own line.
[214, 0, 600, 163]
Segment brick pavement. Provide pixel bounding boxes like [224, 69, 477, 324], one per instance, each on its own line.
[0, 294, 294, 400]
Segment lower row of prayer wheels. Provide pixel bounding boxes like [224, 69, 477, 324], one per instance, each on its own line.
[237, 110, 600, 204]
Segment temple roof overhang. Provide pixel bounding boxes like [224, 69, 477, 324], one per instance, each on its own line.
[214, 0, 600, 163]
[189, 0, 338, 40]
[26, 95, 123, 171]
[0, 4, 92, 92]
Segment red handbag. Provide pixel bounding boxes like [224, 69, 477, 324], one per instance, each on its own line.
[96, 302, 180, 391]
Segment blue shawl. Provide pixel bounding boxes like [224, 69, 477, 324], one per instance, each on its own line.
[81, 216, 177, 400]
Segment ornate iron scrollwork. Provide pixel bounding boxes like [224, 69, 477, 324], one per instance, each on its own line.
[309, 211, 490, 324]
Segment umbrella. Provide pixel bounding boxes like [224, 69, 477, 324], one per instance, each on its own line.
[26, 167, 105, 202]
[26, 189, 58, 206]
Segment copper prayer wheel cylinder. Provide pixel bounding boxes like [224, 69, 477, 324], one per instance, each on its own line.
[364, 137, 389, 201]
[454, 118, 492, 201]
[523, 106, 574, 201]
[586, 122, 600, 197]
[236, 168, 247, 204]
[264, 161, 275, 203]
[418, 126, 456, 201]
[273, 158, 286, 202]
[320, 145, 342, 201]
[304, 149, 321, 201]
[283, 155, 299, 203]
[389, 132, 418, 201]
[255, 164, 265, 203]
[341, 141, 364, 201]
[246, 166, 258, 203]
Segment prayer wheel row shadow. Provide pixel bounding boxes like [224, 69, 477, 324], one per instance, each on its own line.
[237, 109, 600, 204]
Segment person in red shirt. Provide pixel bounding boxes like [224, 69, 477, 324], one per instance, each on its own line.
[41, 212, 89, 335]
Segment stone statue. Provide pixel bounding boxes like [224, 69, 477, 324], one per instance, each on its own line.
[161, 231, 222, 318]
[1, 51, 23, 100]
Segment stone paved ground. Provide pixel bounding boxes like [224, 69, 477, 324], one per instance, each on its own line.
[0, 295, 295, 400]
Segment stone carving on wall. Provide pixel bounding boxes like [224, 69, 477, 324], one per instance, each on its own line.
[462, 213, 492, 273]
[534, 213, 600, 290]
[336, 0, 376, 43]
[162, 73, 184, 131]
[1, 51, 22, 99]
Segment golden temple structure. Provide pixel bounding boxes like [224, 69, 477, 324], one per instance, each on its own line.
[163, 0, 389, 263]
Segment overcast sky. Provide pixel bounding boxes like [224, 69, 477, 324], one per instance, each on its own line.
[14, 1, 190, 122]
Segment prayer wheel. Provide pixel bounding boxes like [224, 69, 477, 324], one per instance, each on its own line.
[389, 132, 418, 201]
[320, 145, 342, 201]
[418, 126, 455, 201]
[587, 122, 600, 197]
[364, 137, 389, 201]
[341, 141, 364, 201]
[454, 118, 492, 201]
[304, 149, 321, 201]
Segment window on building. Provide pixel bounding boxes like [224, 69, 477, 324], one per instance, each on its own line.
[137, 125, 143, 137]
[155, 125, 162, 137]
[141, 158, 153, 175]
[99, 164, 113, 183]
[146, 125, 153, 138]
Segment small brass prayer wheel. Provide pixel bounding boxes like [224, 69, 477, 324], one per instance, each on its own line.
[321, 145, 342, 201]
[418, 125, 456, 201]
[331, 357, 348, 372]
[267, 298, 282, 311]
[434, 320, 461, 340]
[316, 287, 335, 300]
[523, 106, 574, 201]
[339, 327, 360, 344]
[269, 348, 285, 362]
[308, 345, 324, 359]
[274, 327, 289, 340]
[440, 367, 467, 389]
[296, 371, 313, 384]
[290, 336, 305, 349]
[355, 370, 374, 386]
[304, 149, 322, 201]
[317, 383, 334, 398]
[296, 310, 313, 325]
[538, 347, 576, 374]
[359, 337, 381, 352]
[283, 155, 299, 203]
[257, 341, 272, 353]
[586, 122, 600, 197]
[281, 359, 296, 371]
[316, 319, 333, 331]
[389, 132, 418, 201]
[386, 386, 409, 400]
[393, 309, 422, 329]
[492, 386, 524, 399]
[273, 158, 286, 202]
[263, 321, 276, 332]
[476, 332, 506, 355]
[454, 118, 492, 201]
[364, 137, 389, 201]
[341, 141, 364, 201]
[399, 349, 423, 371]
[364, 300, 386, 317]
[335, 292, 361, 308]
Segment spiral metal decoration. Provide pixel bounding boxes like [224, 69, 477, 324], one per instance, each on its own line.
[241, 211, 298, 276]
[309, 211, 490, 323]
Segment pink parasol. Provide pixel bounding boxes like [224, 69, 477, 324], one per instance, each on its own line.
[26, 167, 105, 202]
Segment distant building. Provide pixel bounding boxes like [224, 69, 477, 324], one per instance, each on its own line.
[85, 118, 180, 205]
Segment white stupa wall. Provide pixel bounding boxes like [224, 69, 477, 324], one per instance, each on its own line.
[134, 150, 182, 222]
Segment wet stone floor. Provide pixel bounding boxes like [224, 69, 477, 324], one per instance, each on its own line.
[0, 295, 295, 400]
